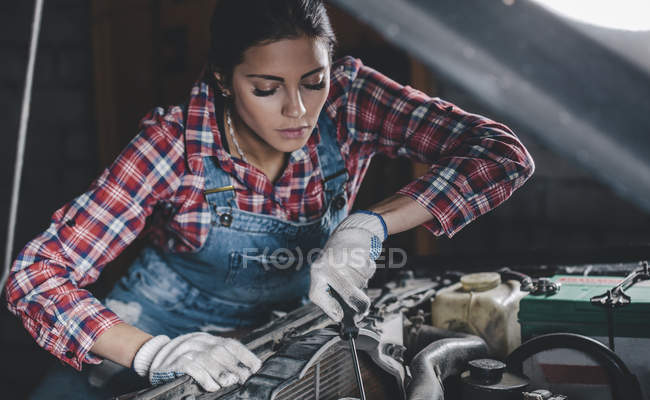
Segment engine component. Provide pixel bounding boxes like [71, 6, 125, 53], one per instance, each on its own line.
[116, 323, 405, 400]
[459, 358, 529, 400]
[431, 272, 528, 358]
[115, 272, 441, 399]
[591, 261, 649, 309]
[406, 333, 488, 400]
[404, 323, 478, 363]
[497, 267, 560, 296]
[506, 333, 643, 400]
[522, 389, 567, 400]
[590, 261, 650, 350]
[518, 272, 650, 398]
[115, 269, 648, 400]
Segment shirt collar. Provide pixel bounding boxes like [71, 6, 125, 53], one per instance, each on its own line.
[184, 80, 222, 175]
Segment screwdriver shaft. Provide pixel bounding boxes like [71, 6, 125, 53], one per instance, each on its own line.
[348, 337, 366, 400]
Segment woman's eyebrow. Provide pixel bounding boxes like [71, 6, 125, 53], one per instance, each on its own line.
[246, 66, 325, 82]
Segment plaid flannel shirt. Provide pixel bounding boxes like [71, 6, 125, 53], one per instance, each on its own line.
[6, 56, 534, 370]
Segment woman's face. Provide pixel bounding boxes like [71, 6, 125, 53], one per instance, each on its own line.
[227, 35, 331, 155]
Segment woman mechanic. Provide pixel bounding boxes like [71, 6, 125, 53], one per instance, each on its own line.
[6, 0, 534, 397]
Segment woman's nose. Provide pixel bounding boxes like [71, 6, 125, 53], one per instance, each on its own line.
[282, 91, 306, 118]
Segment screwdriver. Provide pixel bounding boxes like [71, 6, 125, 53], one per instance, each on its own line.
[329, 287, 367, 400]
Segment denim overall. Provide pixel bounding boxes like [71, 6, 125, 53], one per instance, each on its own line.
[106, 111, 349, 335]
[29, 111, 350, 399]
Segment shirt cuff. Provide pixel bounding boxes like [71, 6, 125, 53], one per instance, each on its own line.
[49, 299, 123, 370]
[396, 175, 476, 238]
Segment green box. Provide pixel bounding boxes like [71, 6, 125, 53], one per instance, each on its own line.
[519, 275, 650, 340]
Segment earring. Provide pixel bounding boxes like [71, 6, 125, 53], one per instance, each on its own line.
[214, 77, 229, 97]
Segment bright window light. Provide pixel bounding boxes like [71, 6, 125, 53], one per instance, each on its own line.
[529, 0, 650, 31]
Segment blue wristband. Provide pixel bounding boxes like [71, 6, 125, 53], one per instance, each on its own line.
[355, 210, 388, 241]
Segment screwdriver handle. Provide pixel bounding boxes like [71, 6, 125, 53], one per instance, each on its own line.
[328, 286, 359, 340]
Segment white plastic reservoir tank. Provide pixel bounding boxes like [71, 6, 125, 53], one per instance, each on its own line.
[431, 272, 528, 358]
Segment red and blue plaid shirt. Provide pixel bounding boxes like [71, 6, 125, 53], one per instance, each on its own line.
[6, 56, 534, 370]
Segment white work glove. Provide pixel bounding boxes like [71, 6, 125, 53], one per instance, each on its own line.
[132, 332, 262, 392]
[309, 210, 388, 323]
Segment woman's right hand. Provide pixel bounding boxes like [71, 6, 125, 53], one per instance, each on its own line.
[132, 332, 262, 392]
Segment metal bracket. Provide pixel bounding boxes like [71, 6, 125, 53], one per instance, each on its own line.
[590, 260, 650, 350]
[497, 267, 561, 296]
[591, 261, 650, 308]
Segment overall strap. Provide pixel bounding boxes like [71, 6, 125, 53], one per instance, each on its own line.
[315, 111, 349, 204]
[182, 98, 236, 210]
[202, 156, 236, 209]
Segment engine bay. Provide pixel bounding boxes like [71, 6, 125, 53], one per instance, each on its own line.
[115, 261, 648, 400]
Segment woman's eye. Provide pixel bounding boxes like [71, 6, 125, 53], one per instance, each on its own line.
[252, 81, 325, 97]
[303, 81, 326, 91]
[253, 88, 277, 97]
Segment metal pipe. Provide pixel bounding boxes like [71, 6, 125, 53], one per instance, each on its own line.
[1, 0, 45, 294]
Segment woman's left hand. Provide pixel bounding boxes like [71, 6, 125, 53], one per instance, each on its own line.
[308, 211, 387, 322]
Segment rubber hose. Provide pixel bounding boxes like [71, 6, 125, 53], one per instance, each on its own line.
[506, 333, 643, 400]
[404, 324, 477, 363]
[406, 335, 488, 400]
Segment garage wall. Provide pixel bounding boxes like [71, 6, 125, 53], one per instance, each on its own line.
[0, 1, 98, 396]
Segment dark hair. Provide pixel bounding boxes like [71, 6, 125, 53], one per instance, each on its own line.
[207, 0, 337, 90]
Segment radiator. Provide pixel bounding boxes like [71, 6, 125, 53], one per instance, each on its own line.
[272, 333, 401, 400]
[116, 277, 439, 400]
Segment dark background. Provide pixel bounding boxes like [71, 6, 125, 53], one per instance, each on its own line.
[1, 1, 649, 398]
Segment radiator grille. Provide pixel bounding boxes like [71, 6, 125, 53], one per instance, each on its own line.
[275, 344, 357, 400]
[274, 344, 398, 400]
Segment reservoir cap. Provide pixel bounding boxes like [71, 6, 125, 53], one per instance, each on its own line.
[468, 359, 507, 384]
[461, 272, 501, 292]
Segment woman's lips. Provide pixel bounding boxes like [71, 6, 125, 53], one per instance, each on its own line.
[277, 127, 309, 139]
